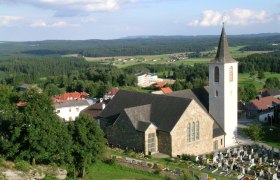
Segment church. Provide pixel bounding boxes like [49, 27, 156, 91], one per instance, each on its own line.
[99, 26, 238, 156]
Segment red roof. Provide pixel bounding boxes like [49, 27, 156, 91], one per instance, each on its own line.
[52, 92, 89, 103]
[153, 82, 166, 88]
[107, 87, 119, 95]
[16, 101, 26, 107]
[250, 96, 280, 110]
[161, 87, 173, 94]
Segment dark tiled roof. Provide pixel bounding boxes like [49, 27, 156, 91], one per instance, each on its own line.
[101, 90, 192, 132]
[263, 89, 280, 97]
[210, 26, 237, 64]
[167, 87, 209, 111]
[81, 103, 103, 119]
[124, 104, 151, 132]
[168, 87, 225, 138]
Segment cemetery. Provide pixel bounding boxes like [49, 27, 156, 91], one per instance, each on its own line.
[111, 144, 280, 179]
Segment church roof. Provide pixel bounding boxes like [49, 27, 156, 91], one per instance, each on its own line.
[100, 90, 192, 132]
[210, 25, 237, 64]
[101, 89, 225, 137]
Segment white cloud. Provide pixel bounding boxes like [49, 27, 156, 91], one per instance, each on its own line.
[30, 20, 79, 28]
[188, 8, 271, 27]
[30, 20, 47, 27]
[0, 16, 23, 26]
[51, 21, 68, 27]
[0, 0, 138, 16]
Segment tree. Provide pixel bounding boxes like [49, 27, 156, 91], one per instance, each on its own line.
[0, 88, 73, 165]
[265, 77, 280, 89]
[243, 124, 263, 141]
[68, 115, 106, 178]
[257, 71, 265, 80]
[238, 84, 257, 102]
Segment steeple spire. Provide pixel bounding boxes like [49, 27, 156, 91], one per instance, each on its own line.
[212, 24, 236, 63]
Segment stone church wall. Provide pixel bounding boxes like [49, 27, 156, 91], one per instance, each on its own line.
[106, 113, 144, 152]
[171, 100, 214, 156]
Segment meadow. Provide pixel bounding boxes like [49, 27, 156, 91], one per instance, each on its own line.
[84, 46, 270, 68]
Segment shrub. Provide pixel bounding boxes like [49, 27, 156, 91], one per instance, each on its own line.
[15, 160, 30, 172]
[243, 124, 263, 141]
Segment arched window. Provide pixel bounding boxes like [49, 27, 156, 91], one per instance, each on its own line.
[187, 123, 191, 142]
[214, 66, 219, 82]
[195, 121, 199, 140]
[229, 66, 233, 82]
[191, 122, 195, 142]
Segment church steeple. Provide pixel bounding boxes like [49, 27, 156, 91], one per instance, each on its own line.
[212, 24, 236, 63]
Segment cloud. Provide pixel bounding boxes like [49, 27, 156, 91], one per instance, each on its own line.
[0, 16, 23, 26]
[188, 8, 271, 26]
[0, 0, 138, 16]
[30, 20, 79, 28]
[30, 20, 47, 27]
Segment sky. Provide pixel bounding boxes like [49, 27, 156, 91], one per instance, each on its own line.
[0, 0, 279, 41]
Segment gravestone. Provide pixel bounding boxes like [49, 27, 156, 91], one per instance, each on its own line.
[264, 157, 268, 163]
[259, 157, 263, 165]
[250, 158, 255, 165]
[200, 173, 208, 180]
[259, 169, 264, 177]
[248, 155, 252, 160]
[213, 156, 218, 163]
[218, 162, 222, 168]
[272, 173, 277, 180]
[242, 167, 245, 174]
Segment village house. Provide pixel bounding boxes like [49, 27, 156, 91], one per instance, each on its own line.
[52, 92, 90, 122]
[245, 96, 280, 122]
[99, 26, 238, 156]
[103, 87, 119, 100]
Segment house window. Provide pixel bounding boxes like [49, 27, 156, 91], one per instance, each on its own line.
[214, 140, 218, 150]
[187, 123, 191, 142]
[195, 121, 199, 140]
[148, 133, 156, 153]
[214, 66, 219, 82]
[229, 66, 233, 82]
[76, 108, 79, 112]
[56, 110, 60, 113]
[69, 108, 71, 112]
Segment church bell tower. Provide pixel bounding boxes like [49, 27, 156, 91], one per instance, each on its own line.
[209, 25, 238, 147]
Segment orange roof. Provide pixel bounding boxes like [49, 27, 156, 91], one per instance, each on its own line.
[161, 87, 173, 94]
[250, 96, 280, 110]
[107, 87, 119, 95]
[153, 82, 166, 88]
[52, 92, 89, 103]
[16, 101, 26, 107]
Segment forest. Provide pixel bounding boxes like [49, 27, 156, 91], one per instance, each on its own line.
[1, 33, 279, 57]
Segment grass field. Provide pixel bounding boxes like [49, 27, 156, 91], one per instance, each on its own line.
[84, 46, 270, 68]
[238, 72, 280, 90]
[85, 162, 162, 180]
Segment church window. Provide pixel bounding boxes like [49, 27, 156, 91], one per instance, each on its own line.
[191, 122, 195, 142]
[216, 90, 218, 97]
[220, 139, 223, 145]
[187, 123, 191, 142]
[214, 66, 219, 82]
[195, 121, 199, 140]
[148, 133, 156, 153]
[229, 66, 233, 82]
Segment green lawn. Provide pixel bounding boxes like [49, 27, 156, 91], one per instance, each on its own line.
[238, 72, 280, 90]
[84, 46, 270, 68]
[85, 162, 162, 180]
